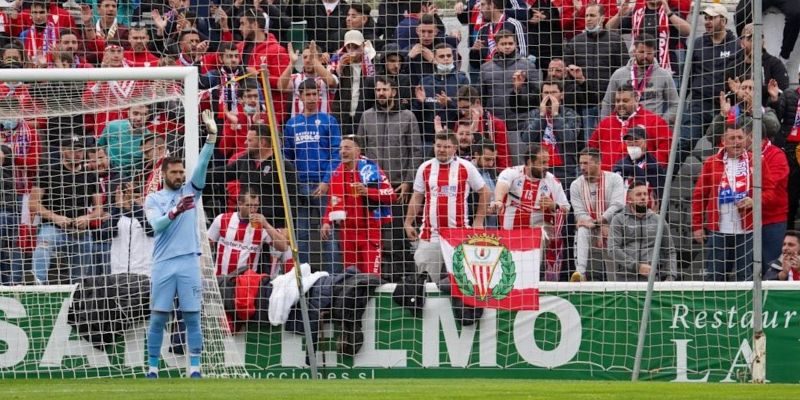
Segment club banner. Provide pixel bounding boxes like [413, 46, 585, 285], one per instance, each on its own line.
[439, 228, 542, 311]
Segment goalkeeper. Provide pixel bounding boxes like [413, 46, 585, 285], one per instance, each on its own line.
[144, 110, 218, 379]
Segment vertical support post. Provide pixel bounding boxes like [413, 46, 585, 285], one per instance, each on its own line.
[751, 0, 766, 383]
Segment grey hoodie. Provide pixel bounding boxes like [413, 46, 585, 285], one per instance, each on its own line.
[359, 103, 423, 186]
[608, 206, 678, 281]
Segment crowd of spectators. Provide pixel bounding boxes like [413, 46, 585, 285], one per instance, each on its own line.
[0, 0, 798, 286]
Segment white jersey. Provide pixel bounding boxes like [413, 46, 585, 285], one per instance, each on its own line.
[208, 212, 274, 276]
[290, 72, 337, 117]
[497, 166, 569, 229]
[413, 157, 486, 241]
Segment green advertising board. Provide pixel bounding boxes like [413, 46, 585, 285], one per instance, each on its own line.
[1, 283, 798, 382]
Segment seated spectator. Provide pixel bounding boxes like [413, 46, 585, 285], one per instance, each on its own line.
[217, 78, 266, 160]
[456, 85, 510, 170]
[765, 231, 800, 281]
[283, 79, 342, 273]
[480, 29, 539, 165]
[321, 135, 395, 275]
[526, 80, 582, 189]
[471, 140, 498, 228]
[277, 41, 338, 118]
[734, 23, 789, 101]
[606, 0, 691, 76]
[0, 144, 22, 285]
[413, 43, 468, 142]
[30, 136, 103, 284]
[706, 77, 781, 147]
[98, 104, 151, 176]
[80, 0, 130, 65]
[569, 147, 626, 282]
[590, 82, 672, 171]
[608, 180, 677, 281]
[468, 0, 526, 71]
[601, 34, 679, 126]
[564, 3, 627, 136]
[108, 181, 153, 276]
[692, 117, 755, 282]
[124, 24, 159, 67]
[208, 185, 288, 277]
[611, 125, 666, 209]
[331, 30, 375, 136]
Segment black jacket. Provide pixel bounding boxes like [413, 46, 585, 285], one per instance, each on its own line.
[290, 1, 348, 54]
[564, 29, 628, 106]
[688, 30, 739, 104]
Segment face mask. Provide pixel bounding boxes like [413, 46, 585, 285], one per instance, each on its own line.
[1, 119, 18, 131]
[436, 63, 455, 73]
[243, 104, 258, 115]
[585, 25, 601, 34]
[634, 204, 648, 213]
[627, 146, 643, 160]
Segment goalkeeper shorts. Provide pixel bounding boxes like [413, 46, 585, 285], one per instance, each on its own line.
[151, 253, 202, 312]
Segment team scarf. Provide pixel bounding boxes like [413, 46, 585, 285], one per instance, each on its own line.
[631, 5, 672, 73]
[218, 68, 241, 119]
[145, 157, 164, 197]
[2, 123, 33, 191]
[718, 150, 751, 209]
[486, 13, 506, 60]
[542, 112, 564, 167]
[581, 171, 607, 247]
[357, 157, 392, 223]
[788, 88, 800, 142]
[616, 106, 640, 134]
[631, 62, 655, 99]
[96, 17, 119, 40]
[24, 23, 58, 61]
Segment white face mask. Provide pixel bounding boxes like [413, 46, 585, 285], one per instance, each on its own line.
[243, 104, 258, 115]
[627, 145, 643, 160]
[436, 63, 455, 73]
[585, 25, 601, 34]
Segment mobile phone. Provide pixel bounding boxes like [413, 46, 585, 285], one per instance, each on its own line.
[725, 91, 736, 105]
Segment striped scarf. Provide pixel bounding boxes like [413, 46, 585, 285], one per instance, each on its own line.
[581, 172, 607, 247]
[631, 5, 671, 73]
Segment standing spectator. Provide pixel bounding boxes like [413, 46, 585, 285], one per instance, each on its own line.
[79, 0, 130, 65]
[54, 30, 91, 67]
[524, 0, 563, 73]
[735, 0, 800, 64]
[215, 78, 267, 160]
[239, 8, 290, 125]
[563, 3, 627, 138]
[277, 41, 338, 118]
[200, 42, 250, 154]
[601, 34, 679, 126]
[404, 133, 490, 283]
[331, 30, 375, 136]
[172, 29, 212, 71]
[396, 0, 454, 51]
[291, 0, 347, 54]
[705, 77, 781, 147]
[98, 104, 151, 177]
[776, 70, 800, 229]
[457, 85, 511, 170]
[590, 83, 672, 171]
[107, 181, 153, 276]
[0, 144, 22, 285]
[321, 135, 396, 275]
[570, 147, 626, 282]
[526, 80, 583, 189]
[680, 4, 738, 164]
[366, 44, 413, 110]
[124, 25, 159, 67]
[469, 0, 527, 71]
[764, 231, 800, 280]
[472, 140, 498, 228]
[18, 0, 59, 67]
[209, 124, 297, 230]
[541, 58, 588, 114]
[560, 0, 618, 40]
[405, 13, 441, 84]
[608, 180, 677, 281]
[339, 2, 377, 47]
[692, 117, 754, 282]
[606, 0, 691, 76]
[734, 23, 790, 100]
[612, 126, 667, 207]
[489, 143, 570, 235]
[358, 76, 423, 279]
[480, 29, 539, 165]
[142, 110, 217, 379]
[138, 132, 167, 197]
[413, 43, 469, 144]
[208, 186, 288, 276]
[283, 79, 342, 273]
[30, 136, 103, 284]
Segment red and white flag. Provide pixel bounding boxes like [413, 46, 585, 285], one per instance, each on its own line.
[439, 228, 542, 311]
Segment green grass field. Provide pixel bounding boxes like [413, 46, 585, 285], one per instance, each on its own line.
[2, 379, 799, 400]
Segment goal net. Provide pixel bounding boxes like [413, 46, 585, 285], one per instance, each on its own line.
[0, 0, 791, 383]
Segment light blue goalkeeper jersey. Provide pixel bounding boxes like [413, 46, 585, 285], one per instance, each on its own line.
[145, 142, 214, 264]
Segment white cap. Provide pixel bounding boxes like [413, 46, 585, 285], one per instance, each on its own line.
[343, 30, 365, 47]
[0, 0, 15, 8]
[702, 4, 730, 21]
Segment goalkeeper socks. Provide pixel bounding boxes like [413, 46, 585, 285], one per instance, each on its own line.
[183, 311, 203, 360]
[147, 311, 170, 369]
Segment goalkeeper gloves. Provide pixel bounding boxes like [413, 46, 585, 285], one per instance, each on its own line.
[168, 195, 196, 220]
[201, 109, 218, 145]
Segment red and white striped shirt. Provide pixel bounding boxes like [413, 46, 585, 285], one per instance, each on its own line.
[289, 72, 336, 117]
[497, 167, 569, 229]
[413, 157, 486, 241]
[208, 212, 274, 276]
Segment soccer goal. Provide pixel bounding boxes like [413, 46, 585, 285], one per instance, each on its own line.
[0, 66, 246, 378]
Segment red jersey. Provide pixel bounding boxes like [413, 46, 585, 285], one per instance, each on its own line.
[241, 35, 290, 125]
[413, 157, 486, 241]
[124, 50, 160, 68]
[323, 157, 396, 229]
[589, 107, 672, 171]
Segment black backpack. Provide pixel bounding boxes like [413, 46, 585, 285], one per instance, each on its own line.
[392, 272, 429, 317]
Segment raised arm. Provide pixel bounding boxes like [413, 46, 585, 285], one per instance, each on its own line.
[189, 110, 219, 198]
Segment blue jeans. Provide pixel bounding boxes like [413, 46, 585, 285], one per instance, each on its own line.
[762, 222, 787, 267]
[0, 211, 23, 285]
[705, 232, 753, 282]
[679, 100, 714, 164]
[578, 106, 599, 143]
[32, 223, 95, 284]
[295, 182, 340, 273]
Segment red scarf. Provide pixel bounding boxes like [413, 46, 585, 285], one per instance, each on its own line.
[632, 5, 671, 73]
[788, 88, 800, 143]
[616, 107, 640, 134]
[631, 63, 655, 98]
[718, 151, 751, 209]
[24, 23, 58, 62]
[486, 14, 506, 60]
[582, 172, 607, 247]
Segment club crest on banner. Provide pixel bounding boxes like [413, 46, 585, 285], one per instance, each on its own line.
[452, 233, 516, 300]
